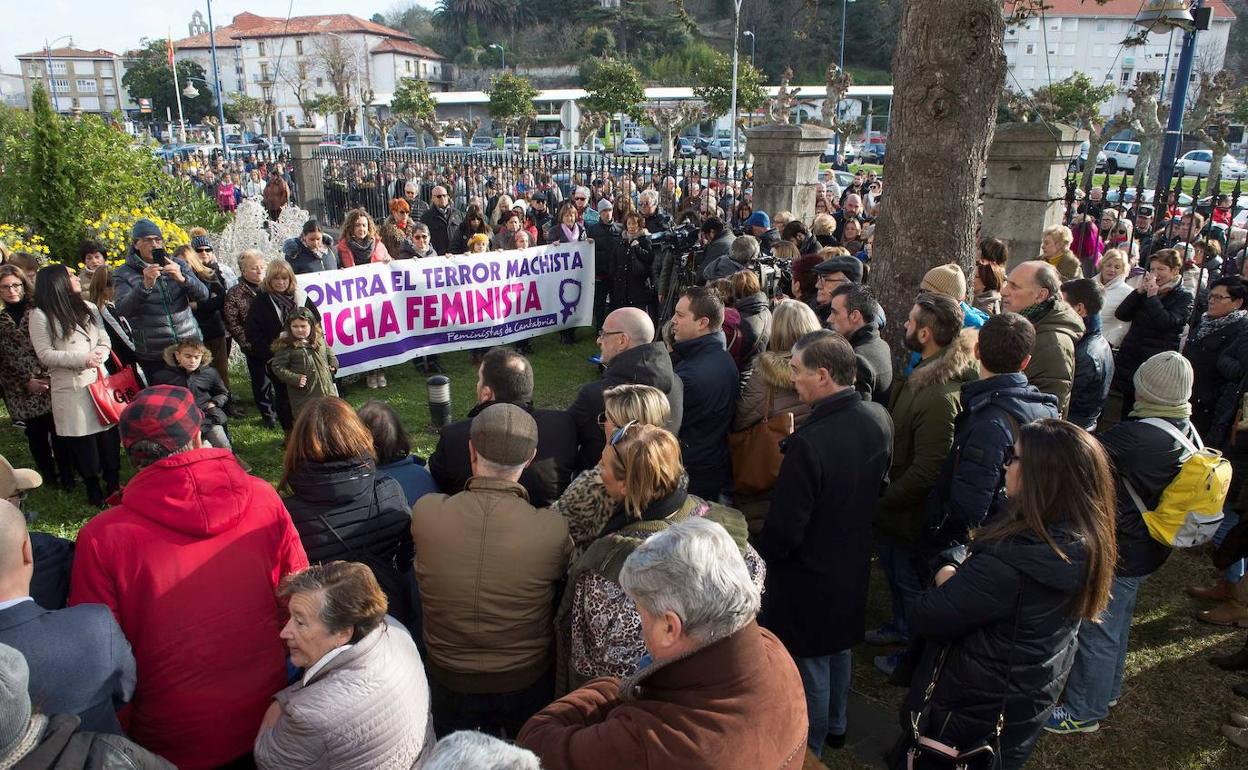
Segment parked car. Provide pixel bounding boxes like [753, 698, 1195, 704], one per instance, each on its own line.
[1175, 149, 1248, 180]
[503, 136, 524, 152]
[706, 137, 747, 160]
[617, 137, 650, 156]
[1102, 140, 1140, 173]
[676, 136, 697, 158]
[539, 136, 562, 154]
[820, 138, 857, 164]
[471, 135, 496, 150]
[693, 135, 712, 154]
[580, 136, 606, 153]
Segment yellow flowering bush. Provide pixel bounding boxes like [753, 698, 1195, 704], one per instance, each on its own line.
[85, 208, 191, 268]
[0, 223, 52, 261]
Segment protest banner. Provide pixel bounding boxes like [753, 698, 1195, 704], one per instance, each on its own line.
[299, 242, 595, 376]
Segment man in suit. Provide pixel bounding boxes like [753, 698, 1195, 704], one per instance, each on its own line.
[0, 499, 135, 734]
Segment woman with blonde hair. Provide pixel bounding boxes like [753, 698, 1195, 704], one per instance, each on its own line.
[555, 423, 763, 694]
[181, 235, 236, 395]
[465, 233, 492, 254]
[732, 299, 822, 531]
[244, 260, 319, 432]
[1094, 248, 1134, 347]
[553, 383, 673, 561]
[1041, 223, 1083, 280]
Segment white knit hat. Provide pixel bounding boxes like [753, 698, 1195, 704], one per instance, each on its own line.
[1133, 351, 1193, 407]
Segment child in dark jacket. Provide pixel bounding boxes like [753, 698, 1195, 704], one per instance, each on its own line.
[154, 339, 232, 449]
[269, 306, 339, 424]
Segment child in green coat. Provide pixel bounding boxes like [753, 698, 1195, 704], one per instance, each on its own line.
[270, 306, 339, 423]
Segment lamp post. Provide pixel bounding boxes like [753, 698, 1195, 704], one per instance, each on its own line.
[728, 0, 743, 167]
[43, 35, 73, 112]
[489, 43, 505, 70]
[833, 0, 856, 160]
[743, 30, 756, 67]
[204, 0, 231, 158]
[1135, 0, 1203, 197]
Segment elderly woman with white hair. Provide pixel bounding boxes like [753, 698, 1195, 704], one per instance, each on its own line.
[423, 731, 541, 770]
[520, 517, 808, 770]
[1040, 223, 1083, 280]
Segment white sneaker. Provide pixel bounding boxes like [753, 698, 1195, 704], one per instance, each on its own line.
[366, 373, 380, 389]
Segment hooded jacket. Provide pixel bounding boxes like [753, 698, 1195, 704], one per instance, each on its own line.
[734, 292, 772, 373]
[566, 342, 684, 471]
[904, 531, 1089, 770]
[112, 248, 209, 359]
[922, 374, 1059, 560]
[153, 350, 230, 427]
[69, 449, 309, 770]
[877, 329, 979, 546]
[1069, 314, 1115, 431]
[1022, 299, 1084, 418]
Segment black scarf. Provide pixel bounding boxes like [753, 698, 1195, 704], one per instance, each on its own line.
[597, 486, 689, 540]
[347, 237, 374, 265]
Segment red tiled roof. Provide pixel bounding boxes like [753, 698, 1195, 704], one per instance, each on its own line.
[173, 12, 282, 50]
[1006, 0, 1234, 19]
[371, 38, 444, 60]
[16, 47, 118, 60]
[232, 14, 414, 41]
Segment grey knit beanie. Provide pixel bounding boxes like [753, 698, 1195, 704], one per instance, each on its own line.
[0, 642, 38, 764]
[1133, 351, 1193, 407]
[130, 218, 162, 242]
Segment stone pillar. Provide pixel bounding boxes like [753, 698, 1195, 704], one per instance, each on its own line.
[982, 123, 1085, 268]
[282, 128, 326, 224]
[745, 124, 832, 221]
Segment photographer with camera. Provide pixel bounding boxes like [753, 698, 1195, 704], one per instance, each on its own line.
[701, 217, 736, 264]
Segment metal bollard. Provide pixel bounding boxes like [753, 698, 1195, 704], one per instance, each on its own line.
[427, 375, 452, 431]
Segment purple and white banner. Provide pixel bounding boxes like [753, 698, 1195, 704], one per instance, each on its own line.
[300, 243, 595, 376]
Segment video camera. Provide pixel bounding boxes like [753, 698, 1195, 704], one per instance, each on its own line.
[647, 222, 701, 252]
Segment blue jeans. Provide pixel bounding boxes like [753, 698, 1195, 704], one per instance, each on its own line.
[794, 650, 852, 757]
[1216, 512, 1246, 585]
[878, 543, 922, 637]
[1062, 574, 1146, 722]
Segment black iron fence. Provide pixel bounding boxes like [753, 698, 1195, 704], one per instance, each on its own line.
[304, 146, 753, 229]
[1062, 163, 1244, 244]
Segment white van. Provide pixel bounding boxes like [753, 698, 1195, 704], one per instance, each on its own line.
[1102, 140, 1140, 173]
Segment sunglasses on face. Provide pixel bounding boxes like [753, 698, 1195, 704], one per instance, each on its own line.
[195, 247, 214, 253]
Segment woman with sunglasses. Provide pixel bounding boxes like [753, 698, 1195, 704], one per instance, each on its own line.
[895, 419, 1117, 770]
[554, 422, 762, 695]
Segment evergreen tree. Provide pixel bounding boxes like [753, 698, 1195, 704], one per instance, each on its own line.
[27, 84, 77, 260]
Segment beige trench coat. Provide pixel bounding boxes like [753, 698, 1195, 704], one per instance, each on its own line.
[29, 302, 111, 437]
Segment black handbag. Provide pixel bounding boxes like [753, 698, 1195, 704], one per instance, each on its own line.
[315, 488, 414, 629]
[904, 581, 1026, 770]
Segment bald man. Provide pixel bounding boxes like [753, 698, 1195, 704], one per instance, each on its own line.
[566, 306, 685, 470]
[0, 499, 135, 734]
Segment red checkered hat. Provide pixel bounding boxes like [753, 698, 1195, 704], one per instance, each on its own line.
[119, 385, 204, 463]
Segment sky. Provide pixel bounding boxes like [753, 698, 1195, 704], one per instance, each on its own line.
[0, 0, 429, 73]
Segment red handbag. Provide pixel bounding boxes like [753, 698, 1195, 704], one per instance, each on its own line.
[88, 353, 141, 426]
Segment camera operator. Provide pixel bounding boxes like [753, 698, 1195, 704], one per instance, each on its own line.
[701, 217, 735, 264]
[703, 234, 759, 284]
[639, 190, 673, 235]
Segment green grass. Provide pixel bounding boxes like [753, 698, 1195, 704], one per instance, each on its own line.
[6, 336, 601, 537]
[6, 337, 1248, 769]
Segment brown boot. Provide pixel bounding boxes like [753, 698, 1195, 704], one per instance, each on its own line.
[1221, 724, 1248, 750]
[1189, 579, 1235, 601]
[1197, 600, 1248, 627]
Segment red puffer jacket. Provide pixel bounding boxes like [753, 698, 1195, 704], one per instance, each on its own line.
[69, 448, 309, 770]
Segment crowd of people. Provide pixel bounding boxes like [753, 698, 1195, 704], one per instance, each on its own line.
[1, 163, 1248, 770]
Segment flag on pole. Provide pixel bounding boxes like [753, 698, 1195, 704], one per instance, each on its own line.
[167, 37, 174, 67]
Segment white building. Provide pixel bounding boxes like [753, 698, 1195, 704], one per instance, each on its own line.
[173, 12, 447, 135]
[1004, 0, 1235, 118]
[14, 46, 137, 116]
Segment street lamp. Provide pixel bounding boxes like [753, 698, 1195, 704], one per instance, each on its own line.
[43, 35, 73, 112]
[1135, 0, 1204, 198]
[489, 43, 505, 70]
[833, 0, 856, 160]
[204, 0, 232, 158]
[743, 30, 755, 67]
[728, 0, 743, 166]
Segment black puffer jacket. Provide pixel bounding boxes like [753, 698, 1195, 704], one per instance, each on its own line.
[190, 265, 228, 341]
[427, 400, 578, 507]
[1098, 416, 1195, 577]
[848, 324, 893, 404]
[734, 292, 772, 373]
[1183, 312, 1248, 441]
[112, 249, 209, 360]
[1112, 286, 1195, 391]
[610, 234, 656, 310]
[904, 530, 1089, 770]
[672, 333, 739, 500]
[566, 342, 685, 471]
[1069, 315, 1115, 431]
[282, 455, 412, 567]
[1210, 330, 1248, 450]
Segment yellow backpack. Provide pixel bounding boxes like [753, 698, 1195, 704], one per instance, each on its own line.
[1123, 418, 1230, 549]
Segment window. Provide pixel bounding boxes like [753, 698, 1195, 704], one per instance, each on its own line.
[1096, 20, 1107, 32]
[75, 78, 97, 91]
[260, 62, 270, 81]
[421, 61, 428, 76]
[1026, 17, 1039, 31]
[1120, 71, 1131, 85]
[1025, 43, 1036, 55]
[50, 61, 67, 75]
[27, 63, 40, 76]
[51, 79, 69, 92]
[1047, 45, 1057, 56]
[258, 41, 266, 57]
[296, 39, 303, 55]
[72, 60, 93, 75]
[1092, 44, 1104, 57]
[1048, 17, 1061, 31]
[1022, 66, 1036, 80]
[405, 59, 411, 72]
[297, 61, 308, 79]
[104, 96, 116, 110]
[1067, 18, 1078, 32]
[103, 81, 115, 94]
[1062, 44, 1075, 56]
[99, 62, 113, 76]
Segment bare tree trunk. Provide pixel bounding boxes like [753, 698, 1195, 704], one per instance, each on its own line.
[873, 0, 1006, 353]
[1208, 141, 1227, 195]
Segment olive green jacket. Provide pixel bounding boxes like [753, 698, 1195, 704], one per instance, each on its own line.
[270, 340, 339, 417]
[1022, 299, 1084, 418]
